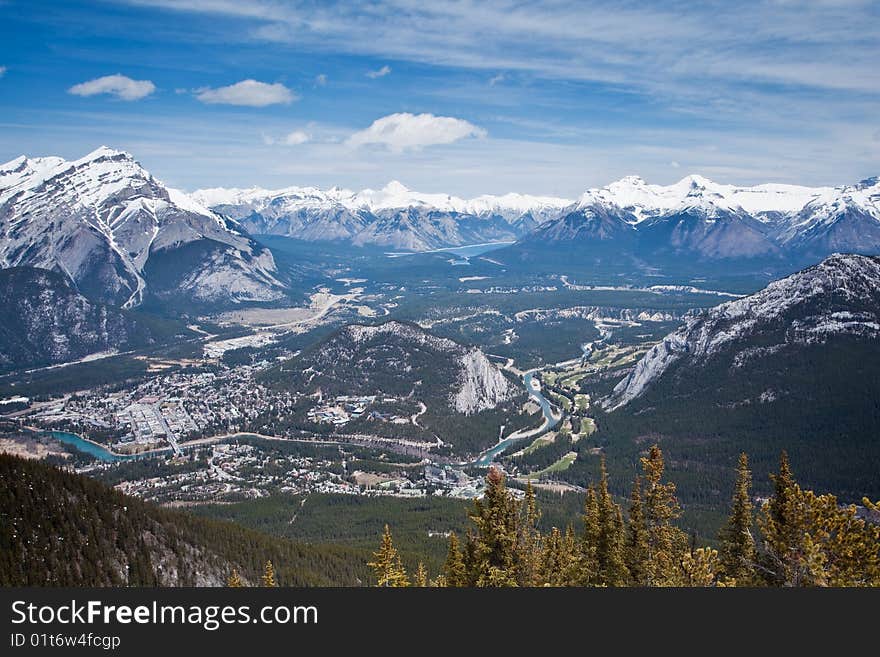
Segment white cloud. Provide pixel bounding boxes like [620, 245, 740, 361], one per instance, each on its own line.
[0, 66, 6, 78]
[489, 73, 505, 86]
[366, 65, 391, 79]
[346, 112, 487, 152]
[670, 160, 681, 168]
[315, 73, 327, 86]
[68, 74, 155, 101]
[196, 79, 296, 106]
[283, 130, 310, 145]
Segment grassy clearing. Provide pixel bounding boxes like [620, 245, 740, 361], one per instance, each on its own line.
[530, 451, 578, 478]
[521, 434, 555, 456]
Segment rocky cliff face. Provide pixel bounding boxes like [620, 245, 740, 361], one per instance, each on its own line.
[0, 147, 284, 308]
[0, 267, 187, 372]
[605, 253, 880, 409]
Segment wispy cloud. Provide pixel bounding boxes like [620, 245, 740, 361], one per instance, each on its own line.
[283, 130, 310, 145]
[315, 73, 327, 86]
[68, 74, 156, 100]
[488, 73, 505, 87]
[196, 79, 296, 106]
[347, 112, 486, 152]
[125, 1, 880, 97]
[366, 65, 391, 79]
[0, 66, 6, 78]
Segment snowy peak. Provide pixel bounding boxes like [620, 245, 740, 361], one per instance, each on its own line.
[0, 147, 284, 308]
[193, 180, 571, 250]
[576, 174, 827, 220]
[382, 180, 410, 195]
[606, 254, 880, 409]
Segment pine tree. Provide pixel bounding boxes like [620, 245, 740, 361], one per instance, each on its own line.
[414, 562, 428, 587]
[368, 525, 410, 587]
[718, 453, 756, 585]
[758, 451, 804, 586]
[561, 525, 581, 586]
[469, 467, 518, 587]
[680, 547, 723, 587]
[540, 527, 566, 586]
[626, 476, 650, 586]
[595, 458, 629, 586]
[758, 463, 880, 587]
[443, 532, 467, 587]
[261, 560, 277, 587]
[515, 481, 543, 587]
[227, 568, 244, 587]
[579, 485, 600, 584]
[462, 530, 479, 587]
[641, 445, 688, 586]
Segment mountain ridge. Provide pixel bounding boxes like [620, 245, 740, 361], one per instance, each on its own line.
[606, 253, 880, 410]
[0, 147, 285, 308]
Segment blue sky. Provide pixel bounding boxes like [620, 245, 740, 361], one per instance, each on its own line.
[0, 0, 878, 196]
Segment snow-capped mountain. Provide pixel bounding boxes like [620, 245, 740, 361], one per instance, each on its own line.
[0, 147, 284, 307]
[512, 174, 880, 263]
[605, 253, 880, 410]
[777, 177, 880, 257]
[192, 181, 571, 250]
[574, 174, 828, 221]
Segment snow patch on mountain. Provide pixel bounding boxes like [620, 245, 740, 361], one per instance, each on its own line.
[605, 254, 880, 410]
[0, 147, 284, 307]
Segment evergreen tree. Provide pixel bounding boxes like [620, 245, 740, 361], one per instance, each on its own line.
[595, 458, 630, 586]
[641, 445, 688, 586]
[227, 568, 244, 587]
[626, 476, 650, 586]
[461, 530, 479, 587]
[469, 467, 518, 587]
[679, 547, 723, 587]
[718, 453, 756, 584]
[368, 525, 410, 587]
[540, 527, 567, 586]
[515, 481, 543, 587]
[759, 460, 880, 587]
[443, 532, 467, 587]
[561, 525, 581, 586]
[758, 451, 804, 586]
[414, 562, 428, 587]
[261, 560, 277, 587]
[579, 485, 601, 585]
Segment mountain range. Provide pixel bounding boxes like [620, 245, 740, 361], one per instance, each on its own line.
[2, 146, 879, 313]
[195, 170, 880, 269]
[0, 147, 285, 309]
[192, 181, 569, 251]
[511, 174, 880, 266]
[193, 174, 880, 259]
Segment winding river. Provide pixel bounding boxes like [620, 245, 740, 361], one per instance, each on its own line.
[473, 370, 561, 466]
[47, 364, 562, 468]
[47, 431, 170, 462]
